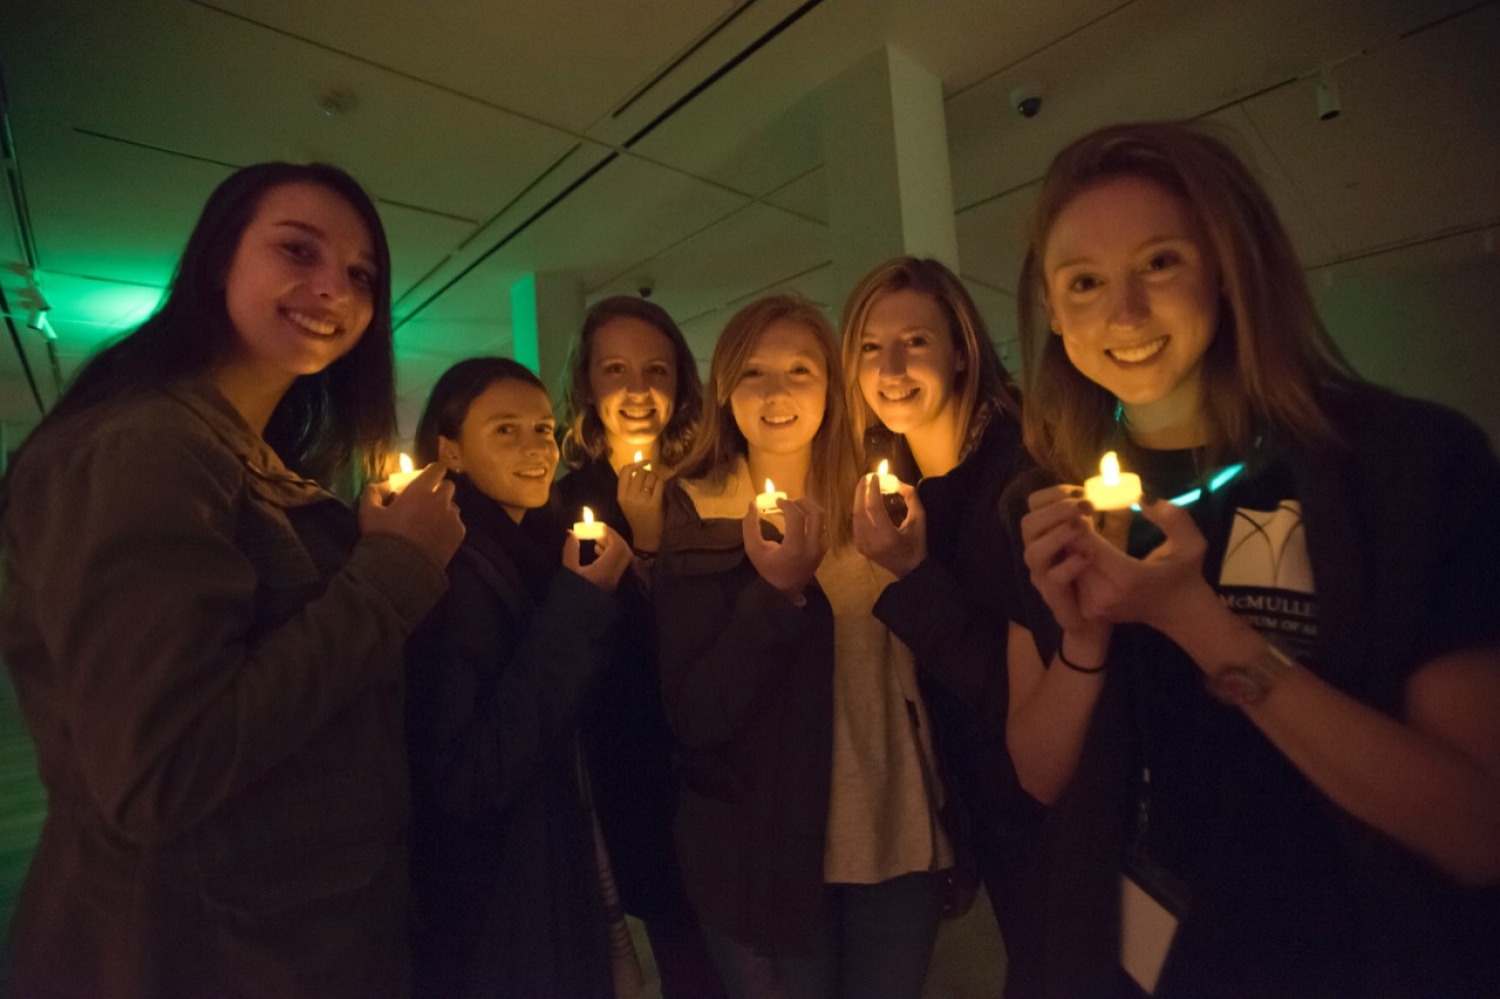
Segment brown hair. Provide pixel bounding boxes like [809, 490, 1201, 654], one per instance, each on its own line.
[414, 357, 548, 465]
[839, 256, 1021, 467]
[677, 295, 858, 547]
[558, 295, 703, 470]
[1016, 121, 1358, 480]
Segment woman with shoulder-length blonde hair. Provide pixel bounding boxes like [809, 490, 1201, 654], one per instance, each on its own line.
[837, 256, 1042, 996]
[547, 296, 726, 999]
[657, 295, 958, 998]
[1006, 120, 1500, 998]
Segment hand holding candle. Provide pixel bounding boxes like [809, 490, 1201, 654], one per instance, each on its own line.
[1083, 451, 1142, 511]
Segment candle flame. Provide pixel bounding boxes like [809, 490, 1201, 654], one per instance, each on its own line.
[634, 450, 643, 463]
[1101, 451, 1121, 487]
[582, 506, 595, 525]
[399, 453, 414, 474]
[764, 479, 776, 493]
[877, 459, 889, 476]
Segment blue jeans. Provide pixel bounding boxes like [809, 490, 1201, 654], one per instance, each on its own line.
[703, 871, 945, 999]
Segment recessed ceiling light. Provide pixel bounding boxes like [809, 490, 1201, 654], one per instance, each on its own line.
[316, 88, 358, 117]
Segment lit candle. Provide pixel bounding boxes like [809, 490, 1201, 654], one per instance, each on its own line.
[386, 453, 422, 493]
[573, 506, 606, 541]
[873, 459, 907, 524]
[1083, 451, 1143, 511]
[634, 449, 651, 471]
[755, 479, 787, 516]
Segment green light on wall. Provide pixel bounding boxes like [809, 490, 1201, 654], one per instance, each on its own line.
[509, 273, 541, 375]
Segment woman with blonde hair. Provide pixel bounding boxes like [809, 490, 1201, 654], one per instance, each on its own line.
[1007, 121, 1500, 997]
[551, 295, 724, 998]
[656, 295, 955, 997]
[838, 257, 1041, 995]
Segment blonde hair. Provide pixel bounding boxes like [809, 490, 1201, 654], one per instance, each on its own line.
[839, 256, 1021, 468]
[1016, 121, 1358, 480]
[677, 295, 858, 547]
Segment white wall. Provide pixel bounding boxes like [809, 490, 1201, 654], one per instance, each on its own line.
[1313, 239, 1500, 449]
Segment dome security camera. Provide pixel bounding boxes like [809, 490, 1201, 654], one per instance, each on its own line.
[1010, 85, 1045, 119]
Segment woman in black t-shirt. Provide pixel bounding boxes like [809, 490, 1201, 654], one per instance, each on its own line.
[1005, 122, 1500, 997]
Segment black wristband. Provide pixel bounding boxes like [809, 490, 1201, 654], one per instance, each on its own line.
[1057, 644, 1107, 674]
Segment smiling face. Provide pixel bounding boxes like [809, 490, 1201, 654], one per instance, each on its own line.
[588, 316, 678, 458]
[220, 181, 377, 388]
[856, 287, 964, 440]
[729, 320, 828, 461]
[438, 378, 559, 521]
[1043, 175, 1221, 439]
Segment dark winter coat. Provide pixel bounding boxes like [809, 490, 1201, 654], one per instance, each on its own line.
[0, 381, 445, 999]
[406, 475, 619, 999]
[654, 477, 836, 957]
[555, 458, 694, 922]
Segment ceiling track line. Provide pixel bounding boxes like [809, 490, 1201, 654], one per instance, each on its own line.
[960, 273, 1016, 300]
[1304, 218, 1500, 272]
[70, 128, 476, 224]
[1399, 0, 1498, 40]
[609, 0, 761, 121]
[623, 0, 826, 149]
[71, 127, 240, 171]
[393, 151, 621, 332]
[0, 64, 49, 414]
[944, 0, 1137, 103]
[676, 258, 831, 331]
[392, 142, 593, 313]
[396, 1, 830, 327]
[185, 0, 792, 207]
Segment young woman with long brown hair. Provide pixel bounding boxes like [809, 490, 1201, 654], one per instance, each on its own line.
[1007, 121, 1500, 997]
[0, 163, 464, 997]
[838, 256, 1040, 996]
[656, 295, 955, 998]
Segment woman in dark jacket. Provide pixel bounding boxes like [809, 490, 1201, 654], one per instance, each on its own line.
[405, 357, 633, 999]
[838, 257, 1041, 996]
[0, 163, 464, 998]
[552, 297, 725, 998]
[658, 296, 954, 999]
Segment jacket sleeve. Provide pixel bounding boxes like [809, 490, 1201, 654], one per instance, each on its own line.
[655, 561, 810, 750]
[872, 505, 1015, 727]
[12, 422, 447, 845]
[406, 563, 618, 820]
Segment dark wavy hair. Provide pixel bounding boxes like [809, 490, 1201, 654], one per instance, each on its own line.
[414, 357, 548, 465]
[676, 295, 858, 548]
[558, 295, 703, 470]
[839, 256, 1022, 469]
[23, 161, 397, 486]
[1016, 121, 1358, 480]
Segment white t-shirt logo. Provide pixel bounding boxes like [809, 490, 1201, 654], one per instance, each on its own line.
[1219, 500, 1315, 595]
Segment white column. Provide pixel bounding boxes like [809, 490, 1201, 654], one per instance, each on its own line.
[509, 271, 584, 399]
[822, 44, 960, 304]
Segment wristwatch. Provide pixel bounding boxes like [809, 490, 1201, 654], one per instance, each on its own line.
[1208, 640, 1297, 707]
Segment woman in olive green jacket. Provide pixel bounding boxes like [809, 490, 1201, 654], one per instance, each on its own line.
[0, 162, 463, 998]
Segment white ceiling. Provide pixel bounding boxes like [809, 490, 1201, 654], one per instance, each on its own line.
[3, 0, 1497, 437]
